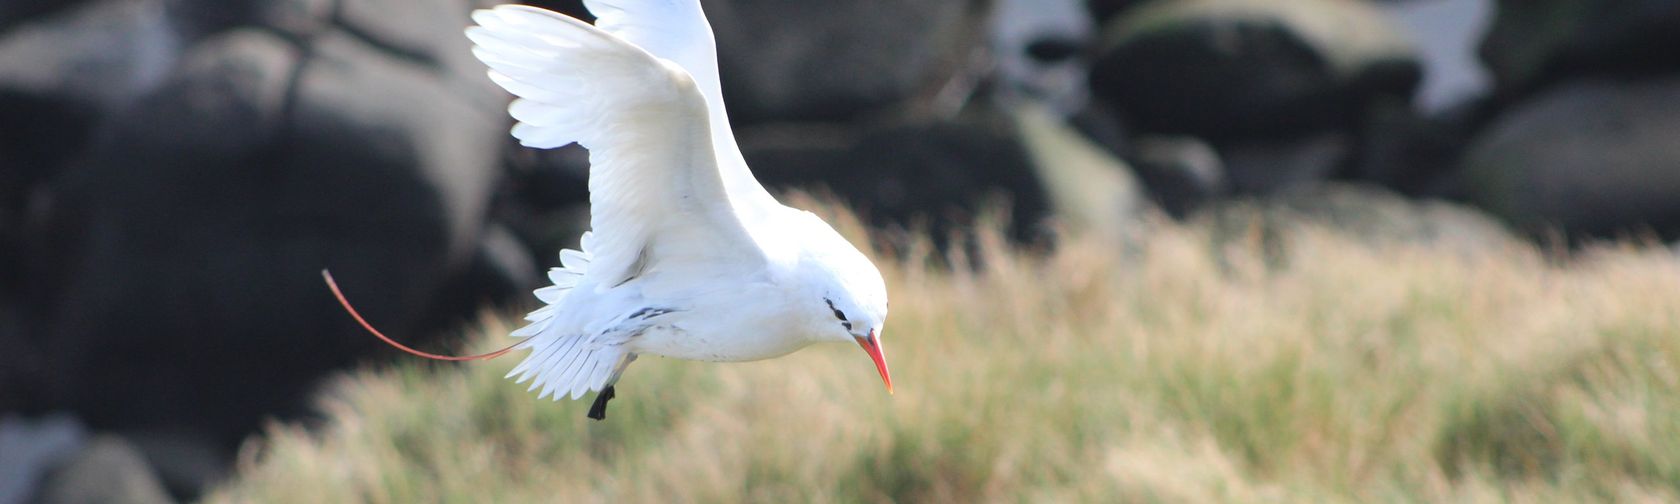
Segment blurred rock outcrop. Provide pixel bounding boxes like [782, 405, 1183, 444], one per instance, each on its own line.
[1, 1, 520, 497]
[1203, 183, 1516, 259]
[1088, 0, 1422, 198]
[1459, 77, 1680, 241]
[705, 0, 990, 123]
[1480, 0, 1680, 99]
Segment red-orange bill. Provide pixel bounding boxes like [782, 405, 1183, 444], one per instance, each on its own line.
[855, 331, 893, 394]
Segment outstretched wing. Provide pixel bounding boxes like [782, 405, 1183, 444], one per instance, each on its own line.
[468, 5, 764, 287]
[582, 0, 780, 212]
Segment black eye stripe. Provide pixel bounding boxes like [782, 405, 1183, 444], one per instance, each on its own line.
[824, 298, 848, 321]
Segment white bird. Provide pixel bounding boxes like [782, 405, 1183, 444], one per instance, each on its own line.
[323, 0, 892, 420]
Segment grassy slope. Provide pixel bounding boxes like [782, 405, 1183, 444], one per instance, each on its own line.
[209, 207, 1680, 503]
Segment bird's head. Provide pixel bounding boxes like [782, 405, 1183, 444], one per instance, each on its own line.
[796, 218, 892, 394]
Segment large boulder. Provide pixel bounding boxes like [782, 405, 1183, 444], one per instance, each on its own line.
[1480, 0, 1680, 97]
[32, 21, 507, 456]
[744, 113, 1055, 245]
[0, 1, 87, 31]
[702, 0, 990, 123]
[1090, 0, 1420, 142]
[0, 0, 185, 415]
[745, 104, 1145, 245]
[0, 0, 182, 186]
[1458, 77, 1680, 241]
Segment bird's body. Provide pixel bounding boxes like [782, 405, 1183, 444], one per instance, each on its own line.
[320, 0, 891, 419]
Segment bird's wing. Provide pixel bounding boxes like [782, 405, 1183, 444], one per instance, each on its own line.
[468, 5, 764, 286]
[582, 0, 780, 212]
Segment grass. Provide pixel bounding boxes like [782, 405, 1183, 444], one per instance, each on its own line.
[207, 203, 1680, 503]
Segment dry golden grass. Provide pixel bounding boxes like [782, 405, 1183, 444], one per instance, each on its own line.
[208, 205, 1680, 503]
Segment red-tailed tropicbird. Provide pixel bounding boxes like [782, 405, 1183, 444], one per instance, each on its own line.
[323, 0, 892, 420]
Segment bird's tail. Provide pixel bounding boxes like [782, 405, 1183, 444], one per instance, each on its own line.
[519, 231, 594, 323]
[322, 270, 519, 361]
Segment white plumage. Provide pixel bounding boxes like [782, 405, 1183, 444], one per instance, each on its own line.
[456, 1, 893, 418]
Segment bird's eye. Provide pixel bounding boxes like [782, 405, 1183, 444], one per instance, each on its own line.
[824, 298, 848, 322]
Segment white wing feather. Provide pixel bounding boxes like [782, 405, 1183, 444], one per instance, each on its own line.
[582, 0, 779, 212]
[468, 5, 763, 286]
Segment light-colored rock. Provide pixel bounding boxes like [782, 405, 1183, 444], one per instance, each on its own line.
[36, 436, 172, 504]
[0, 414, 87, 504]
[1014, 104, 1147, 241]
[1202, 182, 1517, 254]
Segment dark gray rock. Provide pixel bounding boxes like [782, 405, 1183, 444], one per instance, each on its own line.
[336, 0, 503, 111]
[1459, 77, 1680, 241]
[1129, 135, 1226, 217]
[0, 2, 84, 32]
[119, 430, 221, 500]
[703, 0, 990, 123]
[160, 0, 331, 39]
[1221, 132, 1351, 194]
[35, 24, 505, 454]
[1086, 0, 1147, 24]
[745, 104, 1146, 245]
[1480, 0, 1680, 97]
[744, 111, 1054, 244]
[0, 0, 191, 419]
[35, 435, 172, 504]
[0, 0, 181, 181]
[1090, 0, 1420, 142]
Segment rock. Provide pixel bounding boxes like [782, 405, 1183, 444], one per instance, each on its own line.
[1347, 95, 1484, 196]
[335, 0, 502, 110]
[34, 25, 505, 454]
[0, 0, 181, 176]
[745, 111, 1052, 244]
[1013, 104, 1147, 241]
[1480, 0, 1680, 97]
[1220, 132, 1351, 194]
[702, 0, 989, 123]
[1129, 135, 1227, 216]
[746, 104, 1147, 245]
[0, 414, 87, 504]
[35, 436, 173, 504]
[1090, 0, 1420, 141]
[1459, 77, 1680, 241]
[1086, 0, 1148, 24]
[0, 1, 88, 31]
[989, 0, 1093, 115]
[1201, 182, 1516, 255]
[119, 430, 222, 500]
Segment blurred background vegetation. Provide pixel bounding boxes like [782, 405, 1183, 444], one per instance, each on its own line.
[2, 0, 1678, 502]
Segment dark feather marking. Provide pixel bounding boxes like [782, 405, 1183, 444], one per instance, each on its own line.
[627, 307, 676, 321]
[824, 298, 848, 322]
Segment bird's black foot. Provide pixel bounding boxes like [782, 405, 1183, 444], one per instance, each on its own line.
[587, 385, 615, 421]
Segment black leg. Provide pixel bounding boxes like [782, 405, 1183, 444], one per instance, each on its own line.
[587, 385, 616, 421]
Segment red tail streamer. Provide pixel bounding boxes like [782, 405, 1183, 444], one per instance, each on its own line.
[322, 269, 518, 361]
